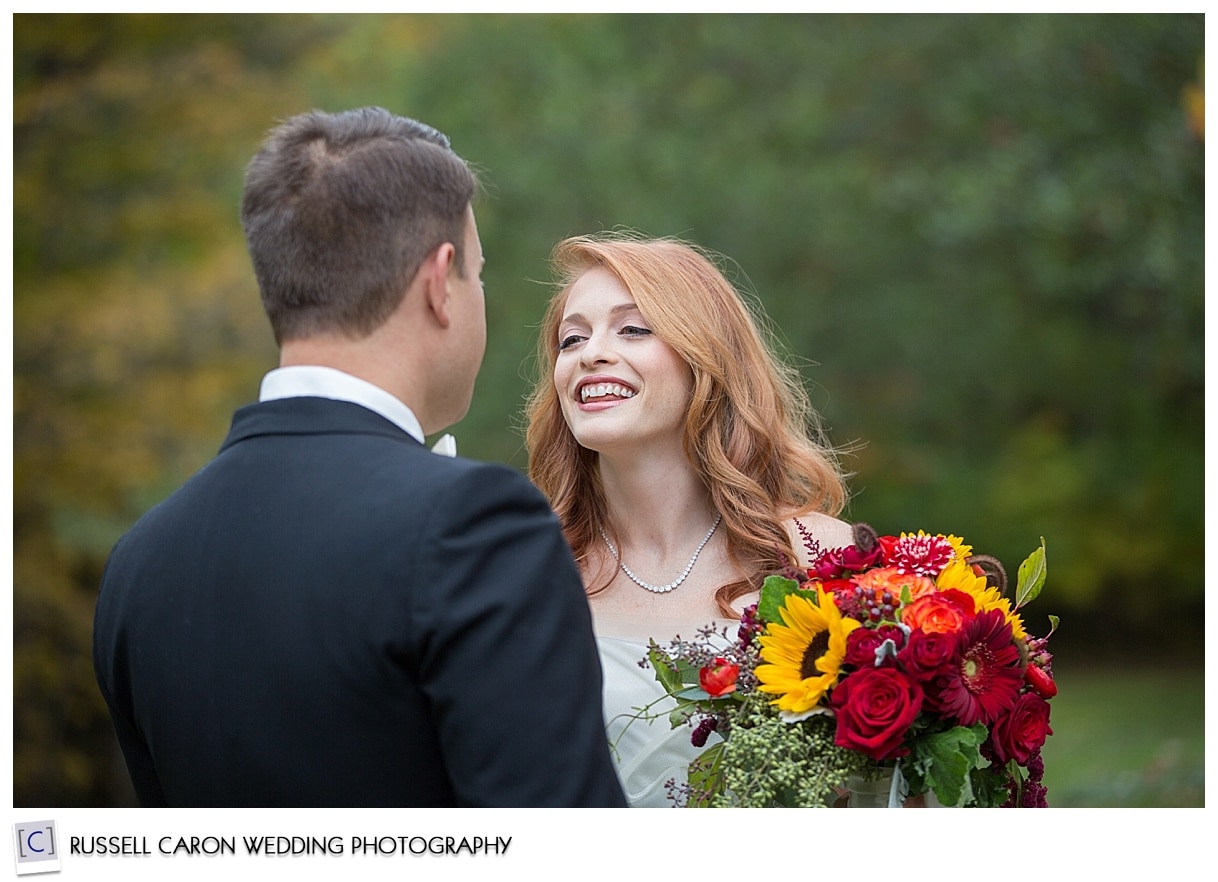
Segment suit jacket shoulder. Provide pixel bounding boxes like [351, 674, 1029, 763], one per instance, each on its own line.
[94, 396, 626, 807]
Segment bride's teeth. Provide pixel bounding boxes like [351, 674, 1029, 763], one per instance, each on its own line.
[579, 382, 638, 402]
[580, 383, 636, 402]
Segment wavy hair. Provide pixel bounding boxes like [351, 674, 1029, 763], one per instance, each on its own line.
[525, 232, 849, 616]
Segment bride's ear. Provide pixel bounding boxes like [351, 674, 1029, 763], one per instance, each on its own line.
[420, 242, 458, 328]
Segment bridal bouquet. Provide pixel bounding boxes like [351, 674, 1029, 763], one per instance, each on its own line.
[643, 523, 1057, 808]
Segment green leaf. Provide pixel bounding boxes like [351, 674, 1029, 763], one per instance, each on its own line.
[668, 698, 704, 729]
[970, 762, 1017, 808]
[906, 723, 987, 807]
[686, 741, 727, 807]
[668, 693, 737, 728]
[1014, 538, 1048, 609]
[647, 645, 687, 695]
[757, 575, 803, 626]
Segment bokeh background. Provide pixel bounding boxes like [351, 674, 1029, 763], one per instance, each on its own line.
[12, 13, 1205, 807]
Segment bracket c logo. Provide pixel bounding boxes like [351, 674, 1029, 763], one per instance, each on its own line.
[12, 821, 60, 875]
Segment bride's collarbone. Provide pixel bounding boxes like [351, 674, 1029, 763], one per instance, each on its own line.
[590, 567, 724, 622]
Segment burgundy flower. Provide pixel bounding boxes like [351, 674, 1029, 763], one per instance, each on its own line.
[843, 624, 905, 668]
[839, 543, 883, 572]
[811, 543, 882, 580]
[830, 665, 923, 761]
[737, 603, 764, 648]
[883, 532, 956, 577]
[988, 692, 1053, 766]
[690, 716, 719, 748]
[811, 549, 847, 580]
[898, 628, 958, 681]
[925, 609, 1024, 727]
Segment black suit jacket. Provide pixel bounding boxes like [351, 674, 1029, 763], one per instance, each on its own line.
[93, 397, 626, 807]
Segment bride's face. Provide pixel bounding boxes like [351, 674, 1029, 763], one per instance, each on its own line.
[553, 268, 694, 454]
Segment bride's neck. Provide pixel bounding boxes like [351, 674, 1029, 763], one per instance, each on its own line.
[597, 452, 716, 552]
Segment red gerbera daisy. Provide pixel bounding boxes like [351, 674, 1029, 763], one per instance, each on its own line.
[926, 609, 1023, 726]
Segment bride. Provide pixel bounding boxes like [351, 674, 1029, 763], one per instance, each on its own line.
[525, 232, 853, 806]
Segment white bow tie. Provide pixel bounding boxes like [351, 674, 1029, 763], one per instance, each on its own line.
[430, 434, 457, 457]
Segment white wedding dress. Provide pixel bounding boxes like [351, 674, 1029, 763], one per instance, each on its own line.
[593, 613, 736, 807]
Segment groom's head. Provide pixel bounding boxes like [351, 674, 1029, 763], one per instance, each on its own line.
[240, 107, 478, 347]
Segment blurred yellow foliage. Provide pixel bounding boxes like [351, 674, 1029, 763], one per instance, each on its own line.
[1183, 57, 1203, 139]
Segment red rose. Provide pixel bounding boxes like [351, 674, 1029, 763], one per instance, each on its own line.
[844, 624, 905, 668]
[988, 692, 1053, 765]
[821, 578, 856, 595]
[699, 657, 740, 697]
[811, 543, 882, 580]
[839, 543, 883, 572]
[898, 628, 958, 681]
[810, 549, 847, 580]
[830, 666, 923, 761]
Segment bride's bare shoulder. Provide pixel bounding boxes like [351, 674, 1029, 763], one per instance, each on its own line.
[786, 511, 855, 567]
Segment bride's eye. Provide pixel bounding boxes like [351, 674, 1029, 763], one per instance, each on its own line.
[557, 333, 585, 351]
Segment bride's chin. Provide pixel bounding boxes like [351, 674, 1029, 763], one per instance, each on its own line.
[570, 432, 612, 454]
[569, 427, 630, 456]
[565, 417, 621, 447]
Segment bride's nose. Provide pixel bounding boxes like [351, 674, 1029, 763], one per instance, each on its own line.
[579, 331, 617, 368]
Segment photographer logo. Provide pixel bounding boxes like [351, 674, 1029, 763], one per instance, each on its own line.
[12, 821, 60, 875]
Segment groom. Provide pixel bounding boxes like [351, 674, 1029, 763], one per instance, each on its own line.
[93, 107, 626, 807]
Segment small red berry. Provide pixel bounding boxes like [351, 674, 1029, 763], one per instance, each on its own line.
[1025, 664, 1058, 699]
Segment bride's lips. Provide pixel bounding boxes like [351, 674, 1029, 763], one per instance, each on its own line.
[574, 375, 638, 411]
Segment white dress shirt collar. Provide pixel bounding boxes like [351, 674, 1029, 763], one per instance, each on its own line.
[258, 366, 425, 445]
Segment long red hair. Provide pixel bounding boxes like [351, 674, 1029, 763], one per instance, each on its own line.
[525, 232, 849, 616]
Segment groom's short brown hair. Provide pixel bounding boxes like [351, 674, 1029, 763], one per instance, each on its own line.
[240, 106, 477, 344]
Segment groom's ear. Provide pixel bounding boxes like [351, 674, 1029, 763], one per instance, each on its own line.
[419, 242, 458, 329]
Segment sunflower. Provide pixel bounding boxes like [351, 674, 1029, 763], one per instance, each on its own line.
[944, 534, 973, 561]
[755, 585, 861, 716]
[936, 559, 1026, 640]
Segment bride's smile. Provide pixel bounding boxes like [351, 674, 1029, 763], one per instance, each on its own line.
[576, 376, 637, 409]
[554, 267, 693, 451]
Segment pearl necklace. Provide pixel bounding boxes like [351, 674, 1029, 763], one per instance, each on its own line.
[598, 514, 723, 594]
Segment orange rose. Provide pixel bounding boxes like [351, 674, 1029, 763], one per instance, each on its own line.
[699, 657, 740, 697]
[852, 566, 937, 602]
[902, 589, 975, 634]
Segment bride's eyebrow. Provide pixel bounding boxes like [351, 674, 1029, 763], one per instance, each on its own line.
[558, 303, 642, 327]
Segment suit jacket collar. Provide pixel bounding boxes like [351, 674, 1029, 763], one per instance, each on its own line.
[219, 397, 426, 455]
[258, 366, 425, 443]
